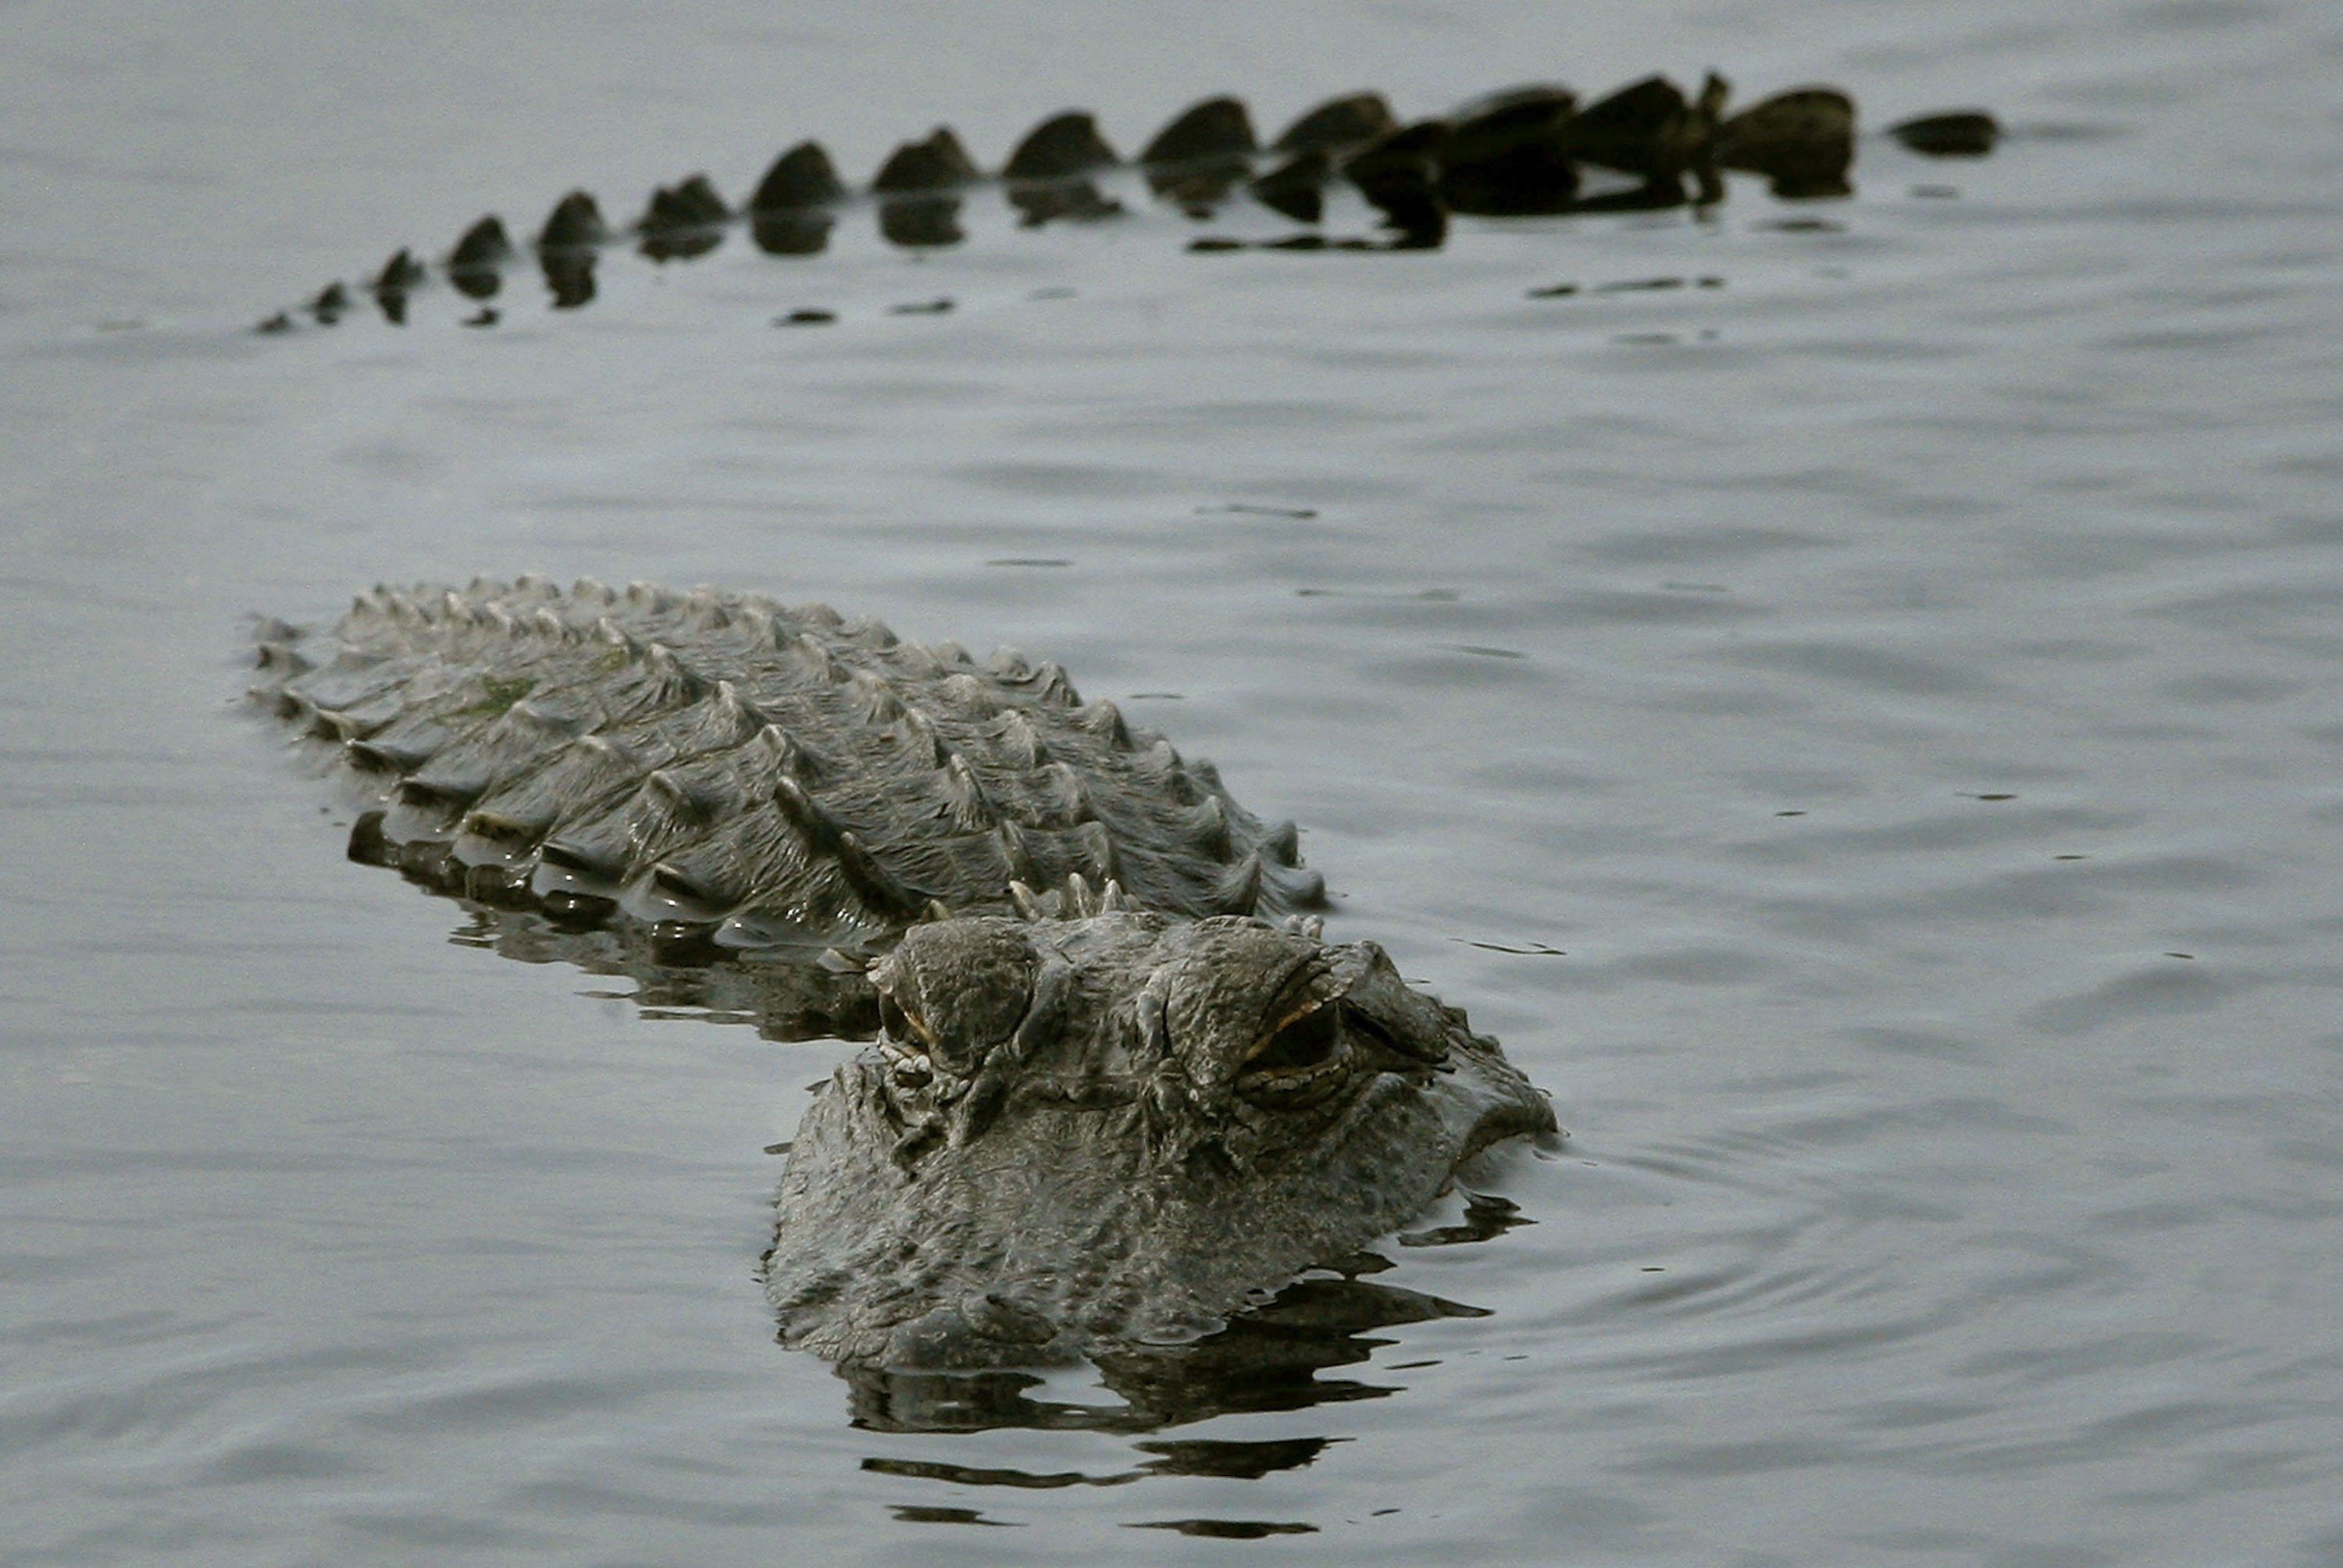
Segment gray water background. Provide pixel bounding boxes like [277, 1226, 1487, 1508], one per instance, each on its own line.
[5, 0, 2342, 1561]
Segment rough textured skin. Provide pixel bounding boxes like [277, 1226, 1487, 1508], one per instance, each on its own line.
[257, 75, 1994, 331]
[253, 576, 1324, 955]
[767, 908, 1556, 1367]
[253, 578, 1557, 1370]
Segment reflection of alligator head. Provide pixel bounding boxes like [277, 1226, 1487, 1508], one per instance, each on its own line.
[250, 579, 1554, 1375]
[258, 75, 1997, 331]
[769, 907, 1553, 1368]
[843, 1263, 1493, 1436]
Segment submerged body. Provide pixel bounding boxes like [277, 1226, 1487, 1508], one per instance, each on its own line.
[255, 578, 1554, 1367]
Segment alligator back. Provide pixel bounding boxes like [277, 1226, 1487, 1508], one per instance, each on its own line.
[252, 577, 1325, 953]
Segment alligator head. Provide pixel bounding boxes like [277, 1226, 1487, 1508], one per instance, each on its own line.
[765, 906, 1556, 1368]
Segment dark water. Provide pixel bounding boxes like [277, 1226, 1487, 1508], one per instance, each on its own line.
[5, 2, 2343, 1562]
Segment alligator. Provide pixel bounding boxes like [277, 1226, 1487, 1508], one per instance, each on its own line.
[255, 73, 1998, 330]
[252, 577, 1557, 1367]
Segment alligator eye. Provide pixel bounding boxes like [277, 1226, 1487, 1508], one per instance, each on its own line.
[1242, 1002, 1340, 1077]
[877, 991, 932, 1046]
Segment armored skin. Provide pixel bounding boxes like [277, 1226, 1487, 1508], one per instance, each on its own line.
[254, 577, 1555, 1367]
[257, 76, 1998, 332]
[254, 576, 1325, 949]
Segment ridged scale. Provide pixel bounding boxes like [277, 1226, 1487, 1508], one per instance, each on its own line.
[254, 576, 1325, 949]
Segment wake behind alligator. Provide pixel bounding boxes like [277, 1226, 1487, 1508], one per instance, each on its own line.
[253, 579, 1554, 1370]
[257, 73, 1998, 331]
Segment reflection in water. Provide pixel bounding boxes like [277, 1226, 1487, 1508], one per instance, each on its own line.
[1249, 149, 1330, 223]
[1134, 1435, 1339, 1480]
[751, 209, 833, 256]
[451, 907, 879, 1042]
[846, 1275, 1442, 1539]
[1400, 1188, 1534, 1247]
[539, 250, 596, 309]
[261, 72, 1994, 332]
[876, 194, 965, 249]
[887, 1504, 1016, 1527]
[864, 1436, 1337, 1491]
[868, 1453, 1138, 1488]
[838, 1269, 1488, 1436]
[1005, 178, 1122, 227]
[1130, 1519, 1319, 1538]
